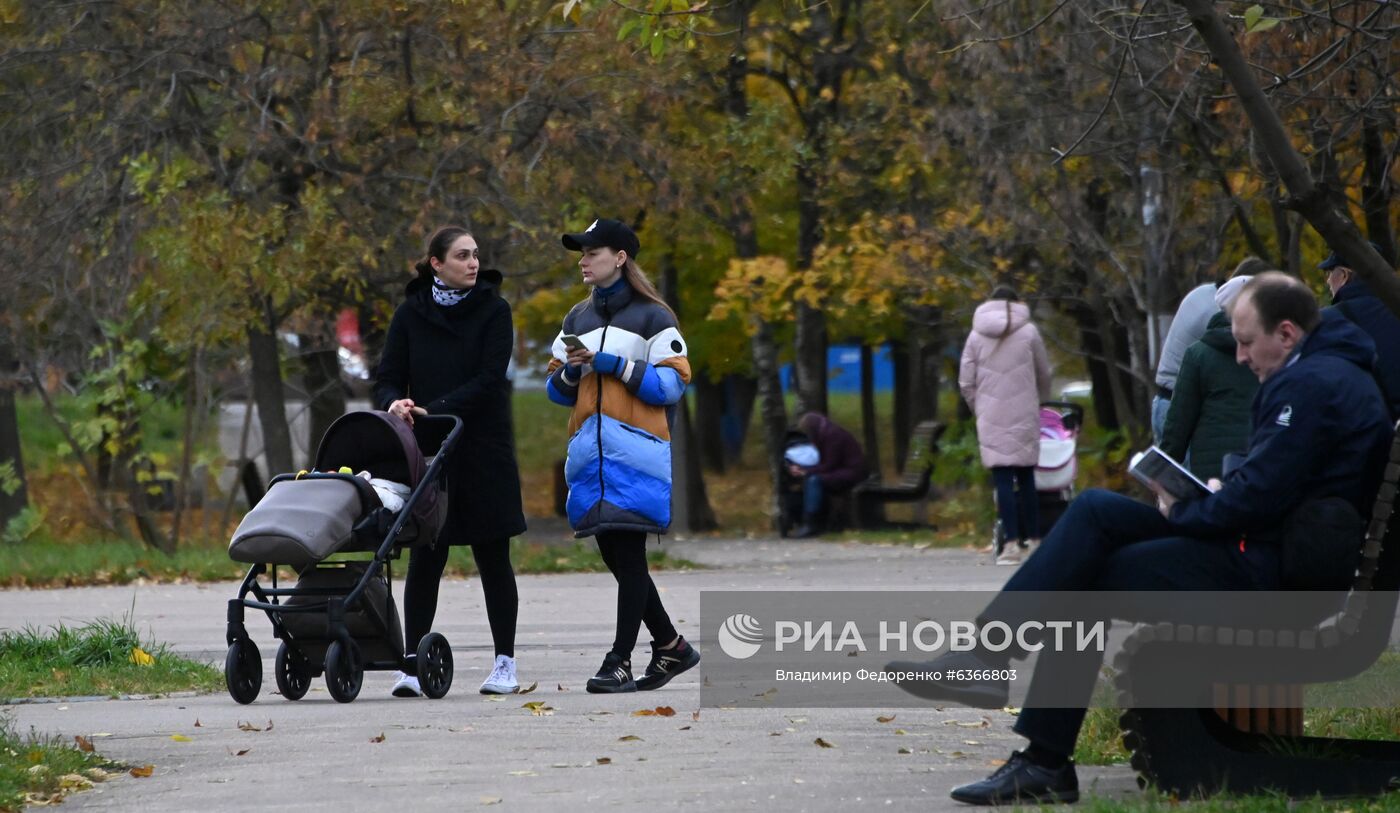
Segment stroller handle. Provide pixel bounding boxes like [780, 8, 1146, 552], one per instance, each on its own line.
[1040, 400, 1085, 432]
[412, 413, 465, 460]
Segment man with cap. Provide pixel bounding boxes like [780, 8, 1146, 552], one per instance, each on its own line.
[1322, 243, 1400, 418]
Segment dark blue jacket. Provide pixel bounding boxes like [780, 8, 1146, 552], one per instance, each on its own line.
[1169, 310, 1392, 540]
[1329, 279, 1400, 419]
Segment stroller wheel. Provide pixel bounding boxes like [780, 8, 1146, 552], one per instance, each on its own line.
[224, 638, 262, 705]
[324, 639, 363, 703]
[415, 632, 453, 699]
[275, 642, 313, 701]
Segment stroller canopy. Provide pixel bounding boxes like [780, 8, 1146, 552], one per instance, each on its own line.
[314, 411, 437, 525]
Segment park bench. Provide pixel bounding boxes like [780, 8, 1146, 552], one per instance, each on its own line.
[1113, 419, 1400, 798]
[852, 420, 946, 529]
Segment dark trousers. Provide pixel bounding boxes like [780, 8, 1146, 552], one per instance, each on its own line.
[403, 537, 518, 658]
[992, 466, 1038, 544]
[598, 530, 678, 662]
[982, 489, 1280, 757]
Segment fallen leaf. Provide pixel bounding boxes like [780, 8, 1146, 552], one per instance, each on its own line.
[618, 735, 643, 742]
[130, 765, 155, 778]
[22, 791, 61, 806]
[265, 719, 274, 731]
[595, 757, 611, 765]
[963, 740, 981, 745]
[632, 706, 676, 717]
[507, 770, 536, 777]
[237, 721, 262, 732]
[691, 710, 700, 721]
[769, 731, 783, 737]
[678, 726, 691, 731]
[193, 719, 202, 728]
[944, 717, 991, 729]
[522, 701, 554, 716]
[233, 749, 250, 756]
[479, 796, 502, 805]
[170, 734, 192, 742]
[518, 682, 538, 695]
[59, 773, 93, 790]
[129, 647, 155, 666]
[876, 715, 896, 723]
[557, 683, 569, 691]
[74, 735, 94, 752]
[84, 769, 111, 783]
[898, 747, 912, 755]
[369, 733, 386, 743]
[894, 729, 908, 735]
[989, 759, 1007, 767]
[814, 737, 835, 748]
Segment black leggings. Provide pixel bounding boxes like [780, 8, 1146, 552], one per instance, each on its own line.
[597, 530, 677, 662]
[403, 538, 517, 658]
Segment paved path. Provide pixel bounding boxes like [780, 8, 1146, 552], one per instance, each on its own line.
[0, 539, 1140, 811]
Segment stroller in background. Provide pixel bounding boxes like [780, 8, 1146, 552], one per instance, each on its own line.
[993, 401, 1084, 556]
[224, 411, 462, 704]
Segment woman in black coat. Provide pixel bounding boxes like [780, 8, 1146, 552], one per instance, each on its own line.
[373, 225, 527, 697]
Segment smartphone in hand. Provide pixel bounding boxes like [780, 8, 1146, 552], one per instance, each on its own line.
[561, 334, 588, 352]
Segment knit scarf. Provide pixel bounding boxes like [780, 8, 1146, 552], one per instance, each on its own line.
[432, 276, 473, 307]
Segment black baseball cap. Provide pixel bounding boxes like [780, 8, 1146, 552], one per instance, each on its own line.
[561, 218, 640, 258]
[1319, 240, 1383, 271]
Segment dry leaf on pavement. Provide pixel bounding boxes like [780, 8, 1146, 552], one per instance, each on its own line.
[814, 737, 835, 748]
[73, 735, 94, 752]
[369, 733, 386, 743]
[129, 765, 154, 778]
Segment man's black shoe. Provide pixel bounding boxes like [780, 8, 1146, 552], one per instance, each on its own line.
[885, 650, 1009, 708]
[790, 525, 820, 539]
[586, 653, 636, 694]
[635, 637, 701, 691]
[949, 750, 1079, 805]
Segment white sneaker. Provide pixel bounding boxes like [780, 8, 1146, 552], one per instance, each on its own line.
[480, 654, 518, 695]
[391, 670, 422, 698]
[995, 545, 1023, 566]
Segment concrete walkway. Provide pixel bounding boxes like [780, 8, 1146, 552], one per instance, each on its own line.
[0, 539, 1140, 811]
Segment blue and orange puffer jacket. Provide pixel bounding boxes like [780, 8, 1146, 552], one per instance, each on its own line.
[546, 281, 690, 537]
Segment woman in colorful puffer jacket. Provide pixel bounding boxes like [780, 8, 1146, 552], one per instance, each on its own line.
[546, 217, 701, 694]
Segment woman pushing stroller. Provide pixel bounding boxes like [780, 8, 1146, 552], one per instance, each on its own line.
[374, 225, 527, 696]
[546, 218, 700, 693]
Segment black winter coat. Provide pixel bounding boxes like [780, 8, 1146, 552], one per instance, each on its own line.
[373, 269, 527, 543]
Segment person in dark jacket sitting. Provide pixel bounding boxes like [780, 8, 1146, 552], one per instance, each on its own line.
[1159, 278, 1260, 480]
[888, 273, 1392, 806]
[1322, 245, 1400, 419]
[787, 412, 870, 538]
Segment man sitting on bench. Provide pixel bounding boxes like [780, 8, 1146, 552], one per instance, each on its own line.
[787, 411, 870, 538]
[889, 272, 1394, 805]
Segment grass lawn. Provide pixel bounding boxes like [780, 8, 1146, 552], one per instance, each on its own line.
[0, 617, 222, 700]
[0, 718, 124, 813]
[0, 536, 697, 588]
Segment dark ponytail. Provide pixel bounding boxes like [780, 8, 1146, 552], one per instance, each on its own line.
[416, 225, 472, 279]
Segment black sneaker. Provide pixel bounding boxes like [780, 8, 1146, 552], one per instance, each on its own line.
[585, 653, 636, 694]
[949, 749, 1079, 805]
[635, 637, 701, 691]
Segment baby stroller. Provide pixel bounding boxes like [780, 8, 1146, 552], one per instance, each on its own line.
[993, 401, 1084, 556]
[223, 411, 462, 704]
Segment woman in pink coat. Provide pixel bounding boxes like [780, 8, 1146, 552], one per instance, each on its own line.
[959, 286, 1052, 564]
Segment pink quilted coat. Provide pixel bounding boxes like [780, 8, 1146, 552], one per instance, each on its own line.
[959, 300, 1052, 468]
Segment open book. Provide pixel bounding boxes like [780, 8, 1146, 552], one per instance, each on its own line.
[1128, 446, 1211, 501]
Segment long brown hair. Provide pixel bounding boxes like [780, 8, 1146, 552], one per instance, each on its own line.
[415, 225, 472, 279]
[621, 258, 676, 321]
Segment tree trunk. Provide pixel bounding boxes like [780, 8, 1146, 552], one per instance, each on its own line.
[660, 231, 717, 532]
[1360, 112, 1396, 264]
[1174, 0, 1400, 316]
[794, 159, 829, 416]
[692, 373, 727, 473]
[301, 326, 346, 458]
[859, 343, 881, 478]
[671, 394, 718, 532]
[247, 299, 294, 477]
[751, 319, 789, 530]
[725, 374, 758, 465]
[891, 339, 911, 468]
[0, 383, 27, 527]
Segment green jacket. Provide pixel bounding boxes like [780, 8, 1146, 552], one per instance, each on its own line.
[1160, 311, 1260, 480]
